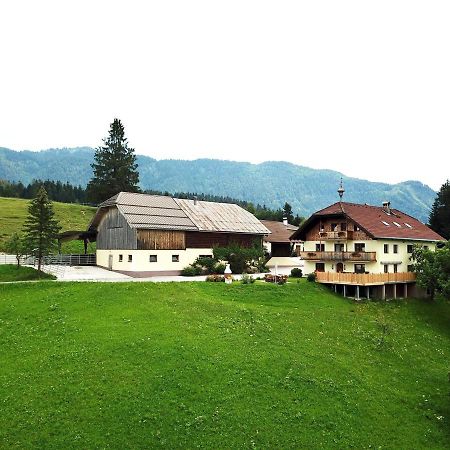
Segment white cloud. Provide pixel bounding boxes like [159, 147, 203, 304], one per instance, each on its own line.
[0, 0, 449, 190]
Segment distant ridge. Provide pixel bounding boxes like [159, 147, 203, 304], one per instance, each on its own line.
[0, 147, 435, 222]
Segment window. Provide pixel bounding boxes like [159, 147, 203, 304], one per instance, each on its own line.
[316, 243, 325, 252]
[315, 263, 325, 272]
[331, 223, 338, 231]
[423, 245, 429, 250]
[384, 244, 389, 254]
[407, 244, 413, 253]
[393, 264, 398, 273]
[149, 255, 157, 262]
[404, 223, 412, 228]
[354, 243, 365, 252]
[381, 221, 390, 226]
[354, 264, 365, 274]
[393, 221, 401, 228]
[334, 243, 344, 252]
[118, 254, 123, 262]
[393, 244, 398, 254]
[340, 223, 347, 231]
[384, 264, 389, 273]
[128, 255, 133, 262]
[355, 225, 361, 231]
[172, 255, 179, 262]
[407, 265, 414, 272]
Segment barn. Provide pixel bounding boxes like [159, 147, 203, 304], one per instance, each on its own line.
[89, 192, 270, 276]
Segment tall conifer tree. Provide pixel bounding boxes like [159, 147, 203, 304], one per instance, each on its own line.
[428, 180, 450, 240]
[87, 118, 140, 204]
[23, 186, 61, 273]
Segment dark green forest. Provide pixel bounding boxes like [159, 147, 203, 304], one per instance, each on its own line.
[0, 147, 436, 222]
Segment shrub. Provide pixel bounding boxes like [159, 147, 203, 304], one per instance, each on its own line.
[213, 242, 265, 274]
[290, 268, 303, 278]
[206, 274, 225, 282]
[181, 265, 202, 276]
[264, 274, 288, 284]
[194, 256, 217, 274]
[307, 272, 316, 282]
[213, 263, 226, 274]
[241, 273, 255, 284]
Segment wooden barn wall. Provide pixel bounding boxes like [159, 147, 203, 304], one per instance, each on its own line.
[137, 230, 186, 250]
[96, 208, 137, 250]
[186, 232, 262, 248]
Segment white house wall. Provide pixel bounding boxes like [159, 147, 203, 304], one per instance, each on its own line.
[97, 248, 214, 273]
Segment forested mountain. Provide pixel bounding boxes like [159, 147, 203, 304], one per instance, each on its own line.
[0, 147, 436, 222]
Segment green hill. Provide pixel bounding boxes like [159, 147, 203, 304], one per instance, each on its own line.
[0, 281, 449, 448]
[0, 147, 436, 222]
[0, 197, 96, 253]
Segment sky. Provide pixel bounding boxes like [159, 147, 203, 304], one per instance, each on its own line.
[1, 1, 449, 190]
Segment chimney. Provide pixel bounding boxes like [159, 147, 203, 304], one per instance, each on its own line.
[382, 201, 391, 214]
[193, 196, 198, 205]
[283, 217, 288, 226]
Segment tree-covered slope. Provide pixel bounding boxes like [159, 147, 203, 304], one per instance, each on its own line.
[0, 147, 436, 222]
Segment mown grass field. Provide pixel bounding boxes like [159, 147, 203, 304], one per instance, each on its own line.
[0, 264, 55, 281]
[0, 196, 96, 253]
[0, 280, 449, 448]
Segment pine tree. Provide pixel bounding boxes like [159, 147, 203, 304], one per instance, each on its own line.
[23, 186, 61, 273]
[283, 202, 294, 224]
[87, 118, 140, 204]
[428, 180, 450, 240]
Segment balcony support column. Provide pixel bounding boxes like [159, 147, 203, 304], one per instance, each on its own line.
[393, 284, 397, 299]
[404, 284, 408, 298]
[355, 285, 360, 300]
[343, 285, 346, 297]
[366, 286, 370, 299]
[382, 285, 386, 300]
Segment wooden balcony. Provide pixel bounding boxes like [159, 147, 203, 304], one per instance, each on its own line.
[319, 230, 354, 240]
[299, 251, 376, 262]
[316, 272, 416, 286]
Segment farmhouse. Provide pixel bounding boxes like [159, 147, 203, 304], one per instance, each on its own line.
[89, 192, 270, 276]
[291, 188, 444, 299]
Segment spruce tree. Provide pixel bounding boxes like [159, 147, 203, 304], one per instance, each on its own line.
[428, 180, 450, 240]
[23, 186, 61, 273]
[87, 118, 140, 204]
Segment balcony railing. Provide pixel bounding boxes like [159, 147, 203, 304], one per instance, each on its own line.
[319, 230, 354, 240]
[299, 251, 376, 262]
[316, 272, 416, 285]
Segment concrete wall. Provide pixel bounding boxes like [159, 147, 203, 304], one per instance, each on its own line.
[302, 239, 436, 275]
[97, 248, 214, 273]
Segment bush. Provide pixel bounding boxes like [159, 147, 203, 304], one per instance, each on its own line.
[181, 265, 202, 276]
[307, 272, 316, 282]
[241, 273, 255, 284]
[213, 263, 226, 274]
[213, 242, 265, 274]
[290, 268, 303, 278]
[264, 274, 288, 285]
[194, 256, 217, 274]
[206, 274, 225, 282]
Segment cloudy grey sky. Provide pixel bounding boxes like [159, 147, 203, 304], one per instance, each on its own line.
[1, 1, 449, 190]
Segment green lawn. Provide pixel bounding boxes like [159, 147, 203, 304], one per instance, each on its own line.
[0, 264, 55, 281]
[0, 280, 449, 448]
[0, 196, 96, 253]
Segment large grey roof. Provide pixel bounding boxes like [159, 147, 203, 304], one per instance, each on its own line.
[90, 192, 270, 235]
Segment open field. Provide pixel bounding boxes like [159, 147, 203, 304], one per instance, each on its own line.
[0, 264, 55, 281]
[0, 280, 449, 448]
[0, 196, 96, 254]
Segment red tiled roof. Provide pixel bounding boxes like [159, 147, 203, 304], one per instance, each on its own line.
[261, 220, 298, 243]
[296, 202, 444, 241]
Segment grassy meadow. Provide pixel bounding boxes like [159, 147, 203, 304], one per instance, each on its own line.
[0, 196, 96, 254]
[0, 264, 55, 282]
[0, 280, 449, 448]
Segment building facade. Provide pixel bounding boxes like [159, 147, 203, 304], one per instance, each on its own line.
[291, 200, 444, 299]
[90, 192, 269, 276]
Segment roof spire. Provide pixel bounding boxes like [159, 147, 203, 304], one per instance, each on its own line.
[337, 177, 345, 200]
